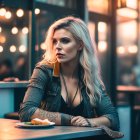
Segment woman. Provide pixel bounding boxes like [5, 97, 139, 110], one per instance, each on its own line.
[19, 16, 120, 132]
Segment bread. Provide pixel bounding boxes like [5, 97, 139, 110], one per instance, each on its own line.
[31, 118, 51, 125]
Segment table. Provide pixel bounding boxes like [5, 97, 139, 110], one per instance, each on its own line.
[0, 119, 105, 140]
[0, 81, 29, 118]
[117, 85, 140, 140]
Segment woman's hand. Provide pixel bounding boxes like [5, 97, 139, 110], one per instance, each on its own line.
[71, 116, 90, 127]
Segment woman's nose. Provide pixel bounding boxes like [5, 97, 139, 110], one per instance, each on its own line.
[55, 42, 62, 49]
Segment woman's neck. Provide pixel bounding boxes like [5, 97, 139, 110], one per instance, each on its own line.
[60, 60, 79, 79]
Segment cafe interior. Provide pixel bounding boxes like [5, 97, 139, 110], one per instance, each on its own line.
[0, 0, 140, 140]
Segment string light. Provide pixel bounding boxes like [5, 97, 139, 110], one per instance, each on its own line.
[5, 11, 12, 19]
[10, 45, 16, 52]
[35, 8, 40, 15]
[0, 8, 6, 16]
[16, 9, 24, 17]
[22, 27, 29, 34]
[11, 27, 18, 34]
[19, 45, 26, 53]
[0, 45, 3, 52]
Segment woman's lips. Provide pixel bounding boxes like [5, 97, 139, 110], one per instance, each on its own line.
[56, 53, 64, 58]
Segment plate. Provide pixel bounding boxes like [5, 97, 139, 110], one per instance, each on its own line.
[15, 122, 55, 128]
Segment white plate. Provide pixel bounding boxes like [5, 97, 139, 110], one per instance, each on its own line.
[16, 122, 55, 128]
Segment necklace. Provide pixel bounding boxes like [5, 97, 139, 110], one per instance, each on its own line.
[61, 71, 79, 107]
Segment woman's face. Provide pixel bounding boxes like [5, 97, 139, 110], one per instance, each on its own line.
[52, 28, 81, 63]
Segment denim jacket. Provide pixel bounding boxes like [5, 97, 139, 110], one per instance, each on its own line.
[19, 64, 120, 131]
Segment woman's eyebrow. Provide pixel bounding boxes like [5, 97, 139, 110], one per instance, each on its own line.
[52, 36, 70, 40]
[52, 37, 57, 40]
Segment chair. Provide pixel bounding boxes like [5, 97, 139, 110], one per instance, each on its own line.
[134, 106, 140, 140]
[4, 112, 19, 120]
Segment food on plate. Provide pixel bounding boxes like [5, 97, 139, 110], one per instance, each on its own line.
[31, 118, 52, 125]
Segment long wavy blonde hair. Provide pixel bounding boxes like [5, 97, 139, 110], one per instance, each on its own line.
[40, 16, 105, 106]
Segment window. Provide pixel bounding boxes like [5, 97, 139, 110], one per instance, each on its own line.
[36, 0, 77, 9]
[87, 0, 111, 15]
[0, 7, 30, 81]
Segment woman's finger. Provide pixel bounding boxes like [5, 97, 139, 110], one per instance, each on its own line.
[74, 120, 89, 127]
[76, 118, 85, 124]
[81, 122, 89, 127]
[71, 116, 81, 124]
[73, 118, 86, 126]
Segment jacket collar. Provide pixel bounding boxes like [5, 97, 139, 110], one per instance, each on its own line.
[53, 61, 60, 77]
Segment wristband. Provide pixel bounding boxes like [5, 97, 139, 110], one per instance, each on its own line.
[86, 119, 97, 127]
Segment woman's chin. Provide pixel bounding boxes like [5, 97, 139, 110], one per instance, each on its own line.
[57, 60, 65, 63]
[57, 58, 67, 63]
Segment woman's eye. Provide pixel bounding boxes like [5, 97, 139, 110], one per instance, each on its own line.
[61, 38, 70, 44]
[53, 39, 57, 45]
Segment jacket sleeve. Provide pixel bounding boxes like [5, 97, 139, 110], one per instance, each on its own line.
[96, 89, 120, 131]
[19, 65, 50, 122]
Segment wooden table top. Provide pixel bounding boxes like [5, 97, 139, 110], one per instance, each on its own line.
[0, 119, 104, 140]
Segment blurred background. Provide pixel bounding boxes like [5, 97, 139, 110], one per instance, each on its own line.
[0, 0, 140, 140]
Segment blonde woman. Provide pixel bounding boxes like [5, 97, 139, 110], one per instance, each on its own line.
[19, 16, 122, 138]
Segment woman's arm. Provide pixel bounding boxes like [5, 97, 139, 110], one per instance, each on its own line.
[88, 90, 119, 130]
[87, 116, 111, 127]
[96, 91, 119, 130]
[31, 108, 72, 125]
[19, 86, 72, 125]
[71, 116, 110, 127]
[71, 90, 119, 130]
[19, 66, 72, 125]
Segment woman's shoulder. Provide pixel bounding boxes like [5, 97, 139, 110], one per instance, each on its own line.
[36, 62, 53, 69]
[35, 63, 53, 76]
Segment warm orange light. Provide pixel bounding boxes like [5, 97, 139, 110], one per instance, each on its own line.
[126, 0, 137, 9]
[117, 46, 125, 54]
[0, 35, 6, 43]
[128, 45, 138, 54]
[98, 41, 107, 52]
[98, 22, 107, 33]
[117, 0, 138, 18]
[87, 0, 108, 14]
[117, 20, 137, 43]
[117, 8, 138, 18]
[117, 0, 126, 8]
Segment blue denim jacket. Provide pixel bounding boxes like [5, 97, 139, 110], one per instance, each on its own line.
[19, 64, 120, 131]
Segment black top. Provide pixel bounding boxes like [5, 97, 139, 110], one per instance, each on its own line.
[59, 96, 84, 117]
